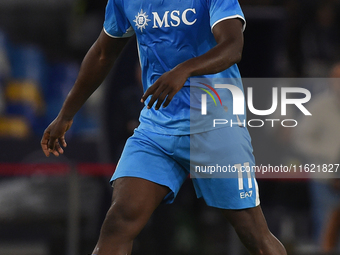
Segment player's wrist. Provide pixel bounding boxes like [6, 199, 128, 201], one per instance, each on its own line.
[57, 111, 74, 122]
[174, 61, 194, 78]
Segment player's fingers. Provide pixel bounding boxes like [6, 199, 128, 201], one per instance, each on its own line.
[47, 134, 58, 151]
[141, 84, 157, 103]
[51, 148, 60, 157]
[41, 132, 51, 157]
[147, 86, 166, 109]
[163, 91, 176, 108]
[41, 142, 50, 157]
[49, 140, 60, 157]
[60, 136, 67, 148]
[155, 88, 171, 110]
[42, 145, 50, 157]
[55, 141, 64, 155]
[154, 95, 165, 110]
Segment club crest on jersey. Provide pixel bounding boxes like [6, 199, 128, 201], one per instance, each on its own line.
[133, 9, 151, 32]
[134, 8, 197, 32]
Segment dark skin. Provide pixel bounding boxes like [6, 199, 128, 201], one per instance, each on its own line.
[41, 32, 129, 157]
[41, 19, 242, 156]
[41, 18, 287, 255]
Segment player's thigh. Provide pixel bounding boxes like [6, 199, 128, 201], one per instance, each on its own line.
[111, 177, 170, 223]
[100, 177, 170, 240]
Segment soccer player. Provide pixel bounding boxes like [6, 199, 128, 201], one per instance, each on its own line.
[41, 0, 287, 254]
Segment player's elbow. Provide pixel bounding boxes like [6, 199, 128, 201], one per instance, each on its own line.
[225, 49, 242, 68]
[97, 45, 116, 65]
[233, 39, 244, 64]
[99, 53, 115, 66]
[91, 40, 116, 67]
[233, 50, 242, 64]
[231, 34, 244, 64]
[222, 40, 243, 67]
[214, 50, 242, 74]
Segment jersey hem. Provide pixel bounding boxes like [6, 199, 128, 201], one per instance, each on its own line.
[103, 27, 135, 38]
[211, 15, 246, 32]
[103, 27, 122, 38]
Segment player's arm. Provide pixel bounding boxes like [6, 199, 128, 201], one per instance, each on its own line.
[141, 18, 244, 110]
[41, 30, 129, 157]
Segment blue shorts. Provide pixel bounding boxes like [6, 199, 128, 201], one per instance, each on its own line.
[111, 126, 260, 209]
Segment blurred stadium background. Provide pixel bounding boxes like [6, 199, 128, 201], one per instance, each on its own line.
[0, 0, 340, 254]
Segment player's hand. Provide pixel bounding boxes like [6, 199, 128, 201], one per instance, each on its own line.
[141, 67, 189, 110]
[41, 117, 73, 157]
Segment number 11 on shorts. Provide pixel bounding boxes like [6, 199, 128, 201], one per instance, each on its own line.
[235, 162, 252, 190]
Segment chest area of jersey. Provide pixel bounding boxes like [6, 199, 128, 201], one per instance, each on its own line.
[122, 0, 207, 34]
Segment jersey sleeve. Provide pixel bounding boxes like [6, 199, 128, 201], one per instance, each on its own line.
[208, 0, 246, 32]
[103, 0, 135, 38]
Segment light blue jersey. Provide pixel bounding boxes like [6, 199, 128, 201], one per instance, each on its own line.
[105, 0, 259, 209]
[104, 0, 246, 134]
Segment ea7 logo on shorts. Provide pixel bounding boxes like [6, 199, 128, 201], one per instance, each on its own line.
[134, 8, 197, 32]
[240, 191, 252, 199]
